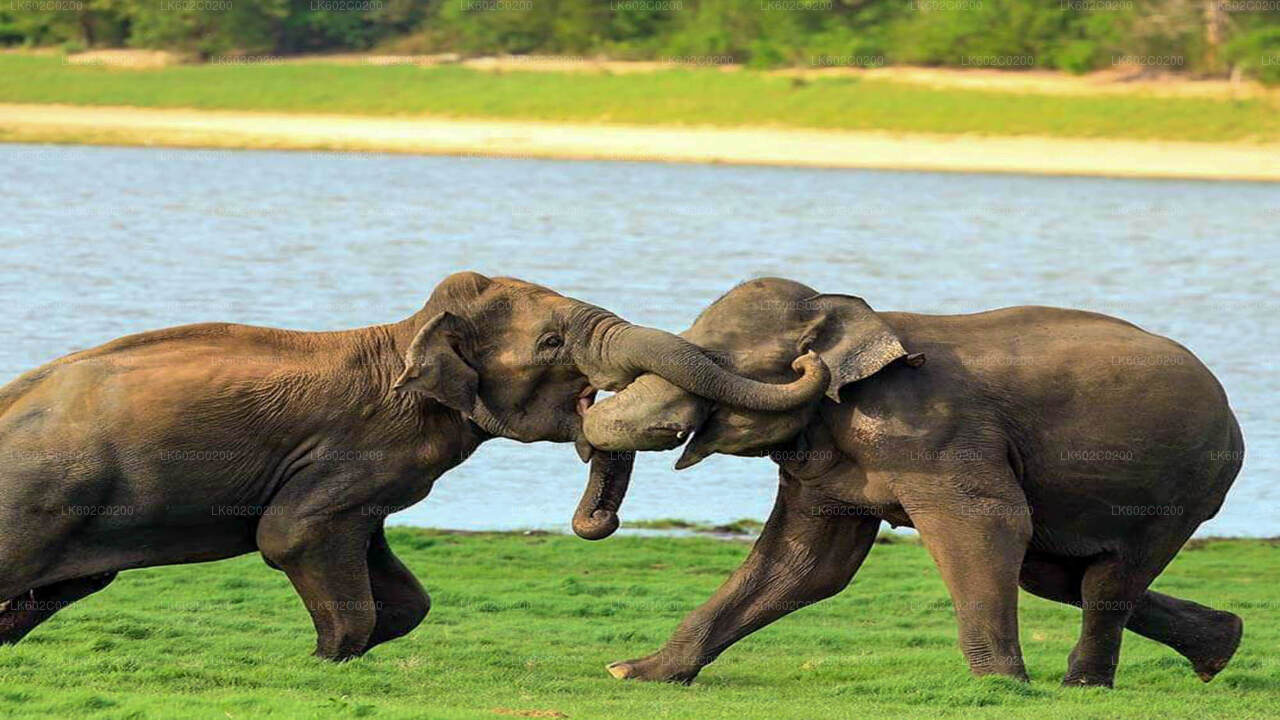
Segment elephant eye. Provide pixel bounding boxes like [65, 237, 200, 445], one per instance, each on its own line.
[541, 334, 564, 349]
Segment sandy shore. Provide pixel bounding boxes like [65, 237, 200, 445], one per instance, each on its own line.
[3, 103, 1278, 181]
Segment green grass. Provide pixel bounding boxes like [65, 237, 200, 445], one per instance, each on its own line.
[626, 517, 766, 534]
[1, 56, 1278, 142]
[0, 529, 1275, 720]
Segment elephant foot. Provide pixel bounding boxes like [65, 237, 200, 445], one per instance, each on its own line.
[313, 645, 367, 662]
[1061, 673, 1114, 688]
[606, 651, 701, 684]
[1185, 611, 1244, 683]
[1062, 645, 1117, 688]
[970, 665, 1029, 683]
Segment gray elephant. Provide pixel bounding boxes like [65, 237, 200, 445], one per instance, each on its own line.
[582, 277, 1244, 688]
[0, 272, 825, 660]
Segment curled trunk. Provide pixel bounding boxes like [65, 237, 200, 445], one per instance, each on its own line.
[610, 326, 828, 412]
[571, 451, 635, 540]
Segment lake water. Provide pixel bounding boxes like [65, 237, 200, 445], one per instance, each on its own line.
[2, 144, 1276, 536]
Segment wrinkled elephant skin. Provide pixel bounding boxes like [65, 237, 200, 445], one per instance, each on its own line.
[0, 272, 824, 660]
[585, 278, 1244, 688]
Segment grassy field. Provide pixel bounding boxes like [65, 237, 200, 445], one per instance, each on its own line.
[1, 55, 1278, 143]
[0, 529, 1275, 720]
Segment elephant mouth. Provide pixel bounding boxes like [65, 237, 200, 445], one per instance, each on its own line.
[576, 385, 598, 418]
[672, 410, 718, 469]
[643, 422, 696, 451]
[574, 385, 600, 463]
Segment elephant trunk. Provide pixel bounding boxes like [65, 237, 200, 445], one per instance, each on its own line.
[572, 451, 635, 540]
[606, 325, 829, 412]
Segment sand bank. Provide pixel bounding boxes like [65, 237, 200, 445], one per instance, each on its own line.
[3, 103, 1276, 181]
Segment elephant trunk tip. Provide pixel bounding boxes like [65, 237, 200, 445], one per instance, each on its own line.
[572, 450, 634, 541]
[572, 509, 619, 540]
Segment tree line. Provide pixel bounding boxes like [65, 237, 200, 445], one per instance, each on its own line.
[3, 0, 1278, 82]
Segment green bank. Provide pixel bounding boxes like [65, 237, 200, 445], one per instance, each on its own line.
[0, 529, 1275, 720]
[1, 56, 1278, 143]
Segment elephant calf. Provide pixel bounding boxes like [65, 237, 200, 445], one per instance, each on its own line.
[583, 277, 1244, 688]
[0, 272, 825, 659]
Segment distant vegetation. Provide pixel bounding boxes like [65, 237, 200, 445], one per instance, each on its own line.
[2, 0, 1279, 82]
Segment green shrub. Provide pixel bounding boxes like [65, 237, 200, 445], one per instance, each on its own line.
[0, 0, 1277, 77]
[747, 38, 787, 68]
[1225, 27, 1280, 85]
[1053, 40, 1098, 75]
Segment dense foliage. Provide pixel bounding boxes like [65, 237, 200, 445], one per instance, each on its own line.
[2, 0, 1278, 80]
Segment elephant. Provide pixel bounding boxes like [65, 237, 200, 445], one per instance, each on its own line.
[582, 277, 1245, 688]
[0, 272, 827, 660]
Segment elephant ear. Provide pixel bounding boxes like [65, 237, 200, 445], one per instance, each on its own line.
[801, 294, 908, 402]
[392, 311, 478, 416]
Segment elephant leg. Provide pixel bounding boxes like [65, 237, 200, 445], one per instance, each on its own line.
[257, 513, 376, 661]
[1061, 516, 1212, 688]
[1020, 553, 1243, 682]
[910, 491, 1033, 681]
[0, 572, 117, 645]
[608, 473, 880, 683]
[1128, 591, 1242, 682]
[364, 527, 430, 653]
[1061, 555, 1149, 687]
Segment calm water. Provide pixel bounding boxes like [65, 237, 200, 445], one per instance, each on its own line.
[2, 144, 1276, 536]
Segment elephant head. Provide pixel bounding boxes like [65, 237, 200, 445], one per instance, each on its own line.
[582, 277, 909, 472]
[390, 272, 830, 539]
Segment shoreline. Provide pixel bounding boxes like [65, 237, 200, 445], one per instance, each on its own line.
[383, 525, 1277, 543]
[4, 103, 1280, 182]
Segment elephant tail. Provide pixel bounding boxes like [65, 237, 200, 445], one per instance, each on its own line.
[1200, 412, 1244, 522]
